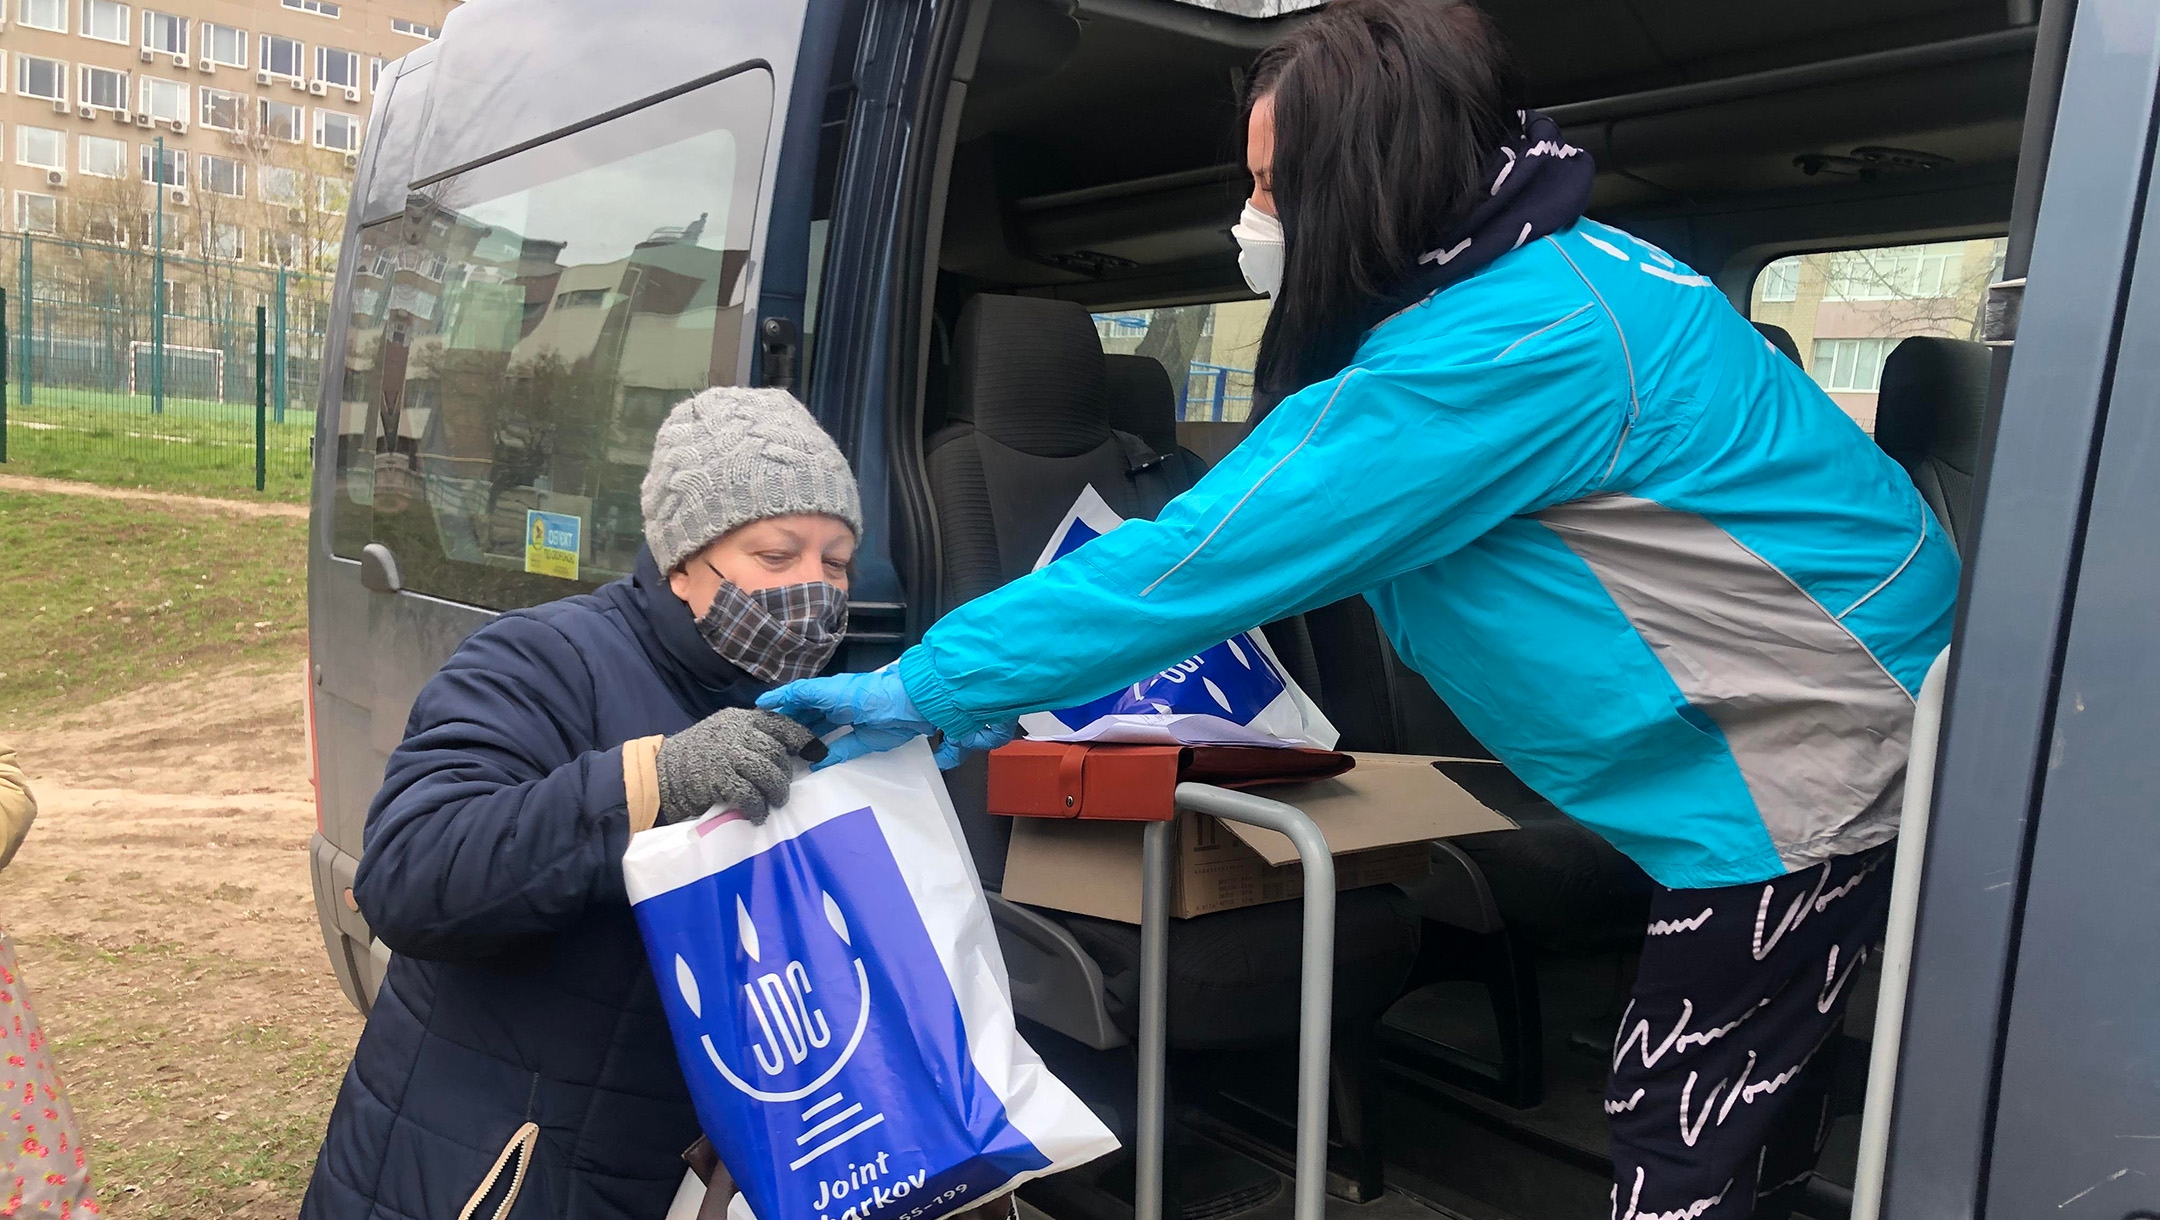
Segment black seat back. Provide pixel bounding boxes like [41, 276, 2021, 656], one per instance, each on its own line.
[1875, 336, 1992, 555]
[926, 296, 1171, 614]
[1103, 354, 1208, 492]
[924, 295, 1176, 880]
[1754, 321, 1804, 368]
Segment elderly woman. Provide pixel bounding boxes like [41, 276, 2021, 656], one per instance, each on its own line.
[303, 388, 859, 1220]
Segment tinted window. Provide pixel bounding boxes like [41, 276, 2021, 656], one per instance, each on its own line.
[1093, 299, 1270, 467]
[352, 68, 771, 609]
[1751, 237, 2006, 433]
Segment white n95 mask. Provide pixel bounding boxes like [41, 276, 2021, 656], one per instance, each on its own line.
[1231, 202, 1284, 297]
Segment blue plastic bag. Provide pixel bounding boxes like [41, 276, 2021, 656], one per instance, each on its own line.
[626, 741, 1117, 1220]
[1017, 487, 1339, 748]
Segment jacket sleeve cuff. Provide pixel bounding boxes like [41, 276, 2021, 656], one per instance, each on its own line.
[622, 735, 664, 834]
[897, 646, 987, 741]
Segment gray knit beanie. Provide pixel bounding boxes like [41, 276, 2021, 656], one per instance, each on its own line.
[639, 386, 863, 573]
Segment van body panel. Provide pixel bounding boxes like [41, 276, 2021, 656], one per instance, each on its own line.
[1878, 0, 2160, 1212]
[1985, 165, 2160, 1214]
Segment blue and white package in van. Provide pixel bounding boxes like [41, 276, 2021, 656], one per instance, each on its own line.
[1016, 486, 1339, 749]
[624, 739, 1118, 1220]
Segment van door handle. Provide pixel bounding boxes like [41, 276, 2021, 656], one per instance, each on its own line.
[359, 543, 403, 593]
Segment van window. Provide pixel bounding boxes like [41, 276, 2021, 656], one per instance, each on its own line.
[1094, 299, 1269, 467]
[333, 68, 773, 610]
[1752, 237, 2005, 432]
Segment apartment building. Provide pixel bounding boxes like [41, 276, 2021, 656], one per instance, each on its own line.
[0, 0, 457, 265]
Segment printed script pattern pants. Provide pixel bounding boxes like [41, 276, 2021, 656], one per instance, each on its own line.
[1607, 842, 1894, 1220]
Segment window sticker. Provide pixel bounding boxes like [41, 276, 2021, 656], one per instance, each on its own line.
[525, 511, 582, 580]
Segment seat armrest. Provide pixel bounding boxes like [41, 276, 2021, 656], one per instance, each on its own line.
[987, 892, 1128, 1050]
[1400, 839, 1506, 934]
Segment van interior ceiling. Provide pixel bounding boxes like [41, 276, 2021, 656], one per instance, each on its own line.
[897, 3, 2037, 1220]
[938, 0, 2031, 310]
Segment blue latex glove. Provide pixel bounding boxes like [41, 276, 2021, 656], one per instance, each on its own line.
[757, 666, 1017, 770]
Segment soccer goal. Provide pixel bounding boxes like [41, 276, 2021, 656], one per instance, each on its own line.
[127, 341, 228, 402]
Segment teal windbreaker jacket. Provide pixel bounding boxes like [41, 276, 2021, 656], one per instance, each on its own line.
[898, 219, 1959, 889]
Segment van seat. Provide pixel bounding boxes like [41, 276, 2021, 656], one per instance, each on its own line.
[925, 294, 1420, 1048]
[1875, 336, 1992, 555]
[1755, 321, 1805, 368]
[1103, 354, 1209, 490]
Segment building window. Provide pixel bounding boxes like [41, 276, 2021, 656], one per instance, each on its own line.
[1825, 245, 1966, 302]
[18, 0, 65, 33]
[80, 0, 129, 44]
[390, 17, 436, 39]
[137, 75, 187, 121]
[203, 219, 243, 259]
[16, 127, 64, 171]
[81, 209, 125, 245]
[80, 65, 129, 111]
[261, 34, 304, 79]
[198, 152, 243, 196]
[137, 211, 185, 250]
[17, 56, 68, 103]
[318, 175, 348, 213]
[260, 164, 300, 206]
[78, 134, 126, 178]
[258, 98, 303, 142]
[315, 45, 358, 88]
[280, 0, 338, 16]
[1757, 257, 1802, 304]
[14, 193, 59, 235]
[199, 86, 246, 131]
[369, 56, 384, 91]
[262, 228, 303, 266]
[139, 140, 185, 186]
[141, 8, 185, 54]
[312, 108, 359, 152]
[1810, 337, 1897, 394]
[203, 22, 246, 67]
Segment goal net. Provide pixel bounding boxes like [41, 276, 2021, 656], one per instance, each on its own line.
[127, 341, 228, 402]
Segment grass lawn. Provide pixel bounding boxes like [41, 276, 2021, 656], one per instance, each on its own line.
[4, 386, 316, 504]
[0, 488, 309, 722]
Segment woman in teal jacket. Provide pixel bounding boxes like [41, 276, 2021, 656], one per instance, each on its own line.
[766, 2, 1956, 1215]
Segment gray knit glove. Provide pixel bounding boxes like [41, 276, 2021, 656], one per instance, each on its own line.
[655, 708, 818, 825]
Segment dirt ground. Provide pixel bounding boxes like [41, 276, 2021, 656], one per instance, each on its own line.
[0, 474, 308, 520]
[0, 663, 360, 1217]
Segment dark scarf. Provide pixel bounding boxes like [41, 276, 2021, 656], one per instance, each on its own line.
[1398, 109, 1594, 301]
[1249, 110, 1593, 426]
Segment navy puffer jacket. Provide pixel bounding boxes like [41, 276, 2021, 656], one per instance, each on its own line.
[302, 547, 767, 1220]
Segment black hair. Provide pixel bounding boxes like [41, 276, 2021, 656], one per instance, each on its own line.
[1244, 0, 1525, 401]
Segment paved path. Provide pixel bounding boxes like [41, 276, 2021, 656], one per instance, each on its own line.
[0, 472, 307, 518]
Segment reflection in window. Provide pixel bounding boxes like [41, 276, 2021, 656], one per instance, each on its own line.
[334, 69, 772, 612]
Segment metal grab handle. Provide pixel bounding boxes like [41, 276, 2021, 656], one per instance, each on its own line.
[1851, 646, 1953, 1220]
[1132, 784, 1336, 1220]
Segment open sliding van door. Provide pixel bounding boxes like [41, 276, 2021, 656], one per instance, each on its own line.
[1874, 0, 2160, 1216]
[306, 0, 858, 1012]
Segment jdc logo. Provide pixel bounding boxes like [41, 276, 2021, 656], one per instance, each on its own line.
[743, 904, 834, 1074]
[674, 887, 871, 1104]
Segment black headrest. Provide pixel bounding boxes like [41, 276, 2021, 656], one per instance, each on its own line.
[1875, 337, 1991, 478]
[1102, 355, 1180, 458]
[951, 295, 1111, 458]
[1753, 321, 1804, 368]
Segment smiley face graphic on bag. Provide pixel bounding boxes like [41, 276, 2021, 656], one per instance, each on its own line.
[673, 886, 872, 1103]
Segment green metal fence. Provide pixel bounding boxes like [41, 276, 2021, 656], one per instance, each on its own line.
[0, 234, 329, 501]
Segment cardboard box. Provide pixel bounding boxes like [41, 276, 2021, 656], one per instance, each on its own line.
[999, 753, 1518, 922]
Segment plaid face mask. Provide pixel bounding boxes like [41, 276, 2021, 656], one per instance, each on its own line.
[693, 576, 850, 683]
